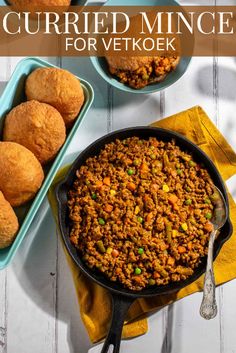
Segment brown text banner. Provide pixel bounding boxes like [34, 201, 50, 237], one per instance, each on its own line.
[0, 6, 236, 56]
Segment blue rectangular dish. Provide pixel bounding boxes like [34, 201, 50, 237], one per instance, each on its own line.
[0, 57, 94, 269]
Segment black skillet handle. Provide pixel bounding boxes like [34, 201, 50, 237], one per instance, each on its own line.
[101, 294, 135, 353]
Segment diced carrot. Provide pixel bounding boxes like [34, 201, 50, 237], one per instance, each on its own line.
[160, 242, 168, 251]
[173, 204, 179, 211]
[167, 257, 175, 266]
[70, 236, 78, 245]
[168, 194, 178, 205]
[146, 212, 153, 223]
[140, 163, 149, 172]
[187, 242, 193, 250]
[103, 177, 111, 186]
[112, 249, 119, 257]
[126, 158, 133, 165]
[104, 204, 113, 213]
[96, 180, 103, 188]
[204, 222, 214, 232]
[154, 272, 161, 279]
[178, 246, 186, 254]
[127, 182, 136, 191]
[133, 276, 143, 283]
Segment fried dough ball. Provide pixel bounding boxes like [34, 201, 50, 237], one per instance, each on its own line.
[0, 142, 44, 207]
[26, 68, 84, 127]
[106, 56, 154, 72]
[4, 100, 66, 165]
[0, 192, 19, 249]
[9, 0, 71, 6]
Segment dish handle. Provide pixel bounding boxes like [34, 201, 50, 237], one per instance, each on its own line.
[101, 293, 135, 353]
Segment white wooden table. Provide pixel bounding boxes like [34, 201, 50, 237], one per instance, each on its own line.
[1, 1, 236, 352]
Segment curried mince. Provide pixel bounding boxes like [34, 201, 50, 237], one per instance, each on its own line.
[68, 137, 215, 291]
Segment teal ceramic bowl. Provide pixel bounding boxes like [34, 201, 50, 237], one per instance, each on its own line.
[0, 57, 94, 269]
[90, 56, 191, 94]
[90, 0, 192, 93]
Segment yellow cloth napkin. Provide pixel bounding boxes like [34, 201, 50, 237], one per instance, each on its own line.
[48, 105, 236, 343]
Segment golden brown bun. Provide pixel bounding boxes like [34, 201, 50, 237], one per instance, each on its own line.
[4, 100, 66, 165]
[106, 56, 154, 72]
[0, 191, 19, 249]
[106, 56, 180, 72]
[26, 68, 85, 128]
[9, 0, 71, 5]
[0, 142, 44, 207]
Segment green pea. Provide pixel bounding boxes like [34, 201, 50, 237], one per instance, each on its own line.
[91, 193, 97, 200]
[205, 212, 212, 220]
[177, 169, 182, 175]
[98, 218, 105, 225]
[127, 169, 134, 176]
[135, 267, 142, 275]
[150, 154, 156, 160]
[149, 279, 156, 286]
[189, 160, 197, 167]
[138, 248, 144, 255]
[185, 199, 192, 205]
[137, 216, 143, 224]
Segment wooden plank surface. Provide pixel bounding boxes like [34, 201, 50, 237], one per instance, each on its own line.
[1, 58, 59, 353]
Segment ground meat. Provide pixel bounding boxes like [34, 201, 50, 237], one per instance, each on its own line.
[68, 137, 215, 291]
[108, 56, 180, 89]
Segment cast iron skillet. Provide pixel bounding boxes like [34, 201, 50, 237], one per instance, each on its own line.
[56, 127, 233, 353]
